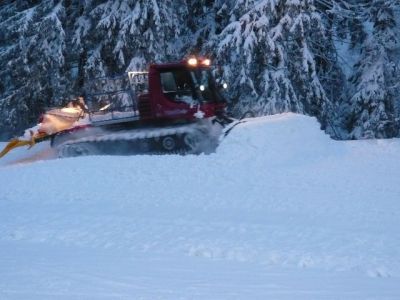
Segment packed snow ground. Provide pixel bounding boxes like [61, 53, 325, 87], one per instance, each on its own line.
[1, 113, 400, 299]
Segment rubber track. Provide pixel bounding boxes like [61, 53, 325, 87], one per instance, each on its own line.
[55, 122, 219, 157]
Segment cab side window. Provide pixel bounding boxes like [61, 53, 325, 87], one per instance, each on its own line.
[160, 70, 196, 105]
[160, 72, 177, 99]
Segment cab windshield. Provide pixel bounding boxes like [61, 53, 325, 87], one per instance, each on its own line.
[160, 68, 225, 105]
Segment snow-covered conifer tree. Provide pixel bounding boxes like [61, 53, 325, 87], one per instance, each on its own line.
[0, 1, 66, 136]
[339, 0, 400, 138]
[79, 0, 186, 77]
[211, 0, 340, 125]
[183, 0, 229, 55]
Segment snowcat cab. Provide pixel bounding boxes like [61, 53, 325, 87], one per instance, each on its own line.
[84, 57, 229, 125]
[146, 58, 228, 122]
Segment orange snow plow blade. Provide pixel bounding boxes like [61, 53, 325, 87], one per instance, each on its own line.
[0, 132, 46, 158]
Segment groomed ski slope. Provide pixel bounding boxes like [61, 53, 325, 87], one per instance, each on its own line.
[1, 113, 400, 300]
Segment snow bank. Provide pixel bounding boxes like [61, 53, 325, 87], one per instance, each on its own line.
[1, 113, 400, 299]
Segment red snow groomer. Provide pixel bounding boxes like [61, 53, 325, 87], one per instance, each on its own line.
[1, 57, 233, 158]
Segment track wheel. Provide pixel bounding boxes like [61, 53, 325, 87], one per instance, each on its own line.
[161, 136, 177, 151]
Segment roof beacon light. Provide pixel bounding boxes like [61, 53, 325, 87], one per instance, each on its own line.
[202, 59, 211, 66]
[188, 58, 198, 66]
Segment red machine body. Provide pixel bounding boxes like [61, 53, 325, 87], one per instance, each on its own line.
[50, 58, 232, 156]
